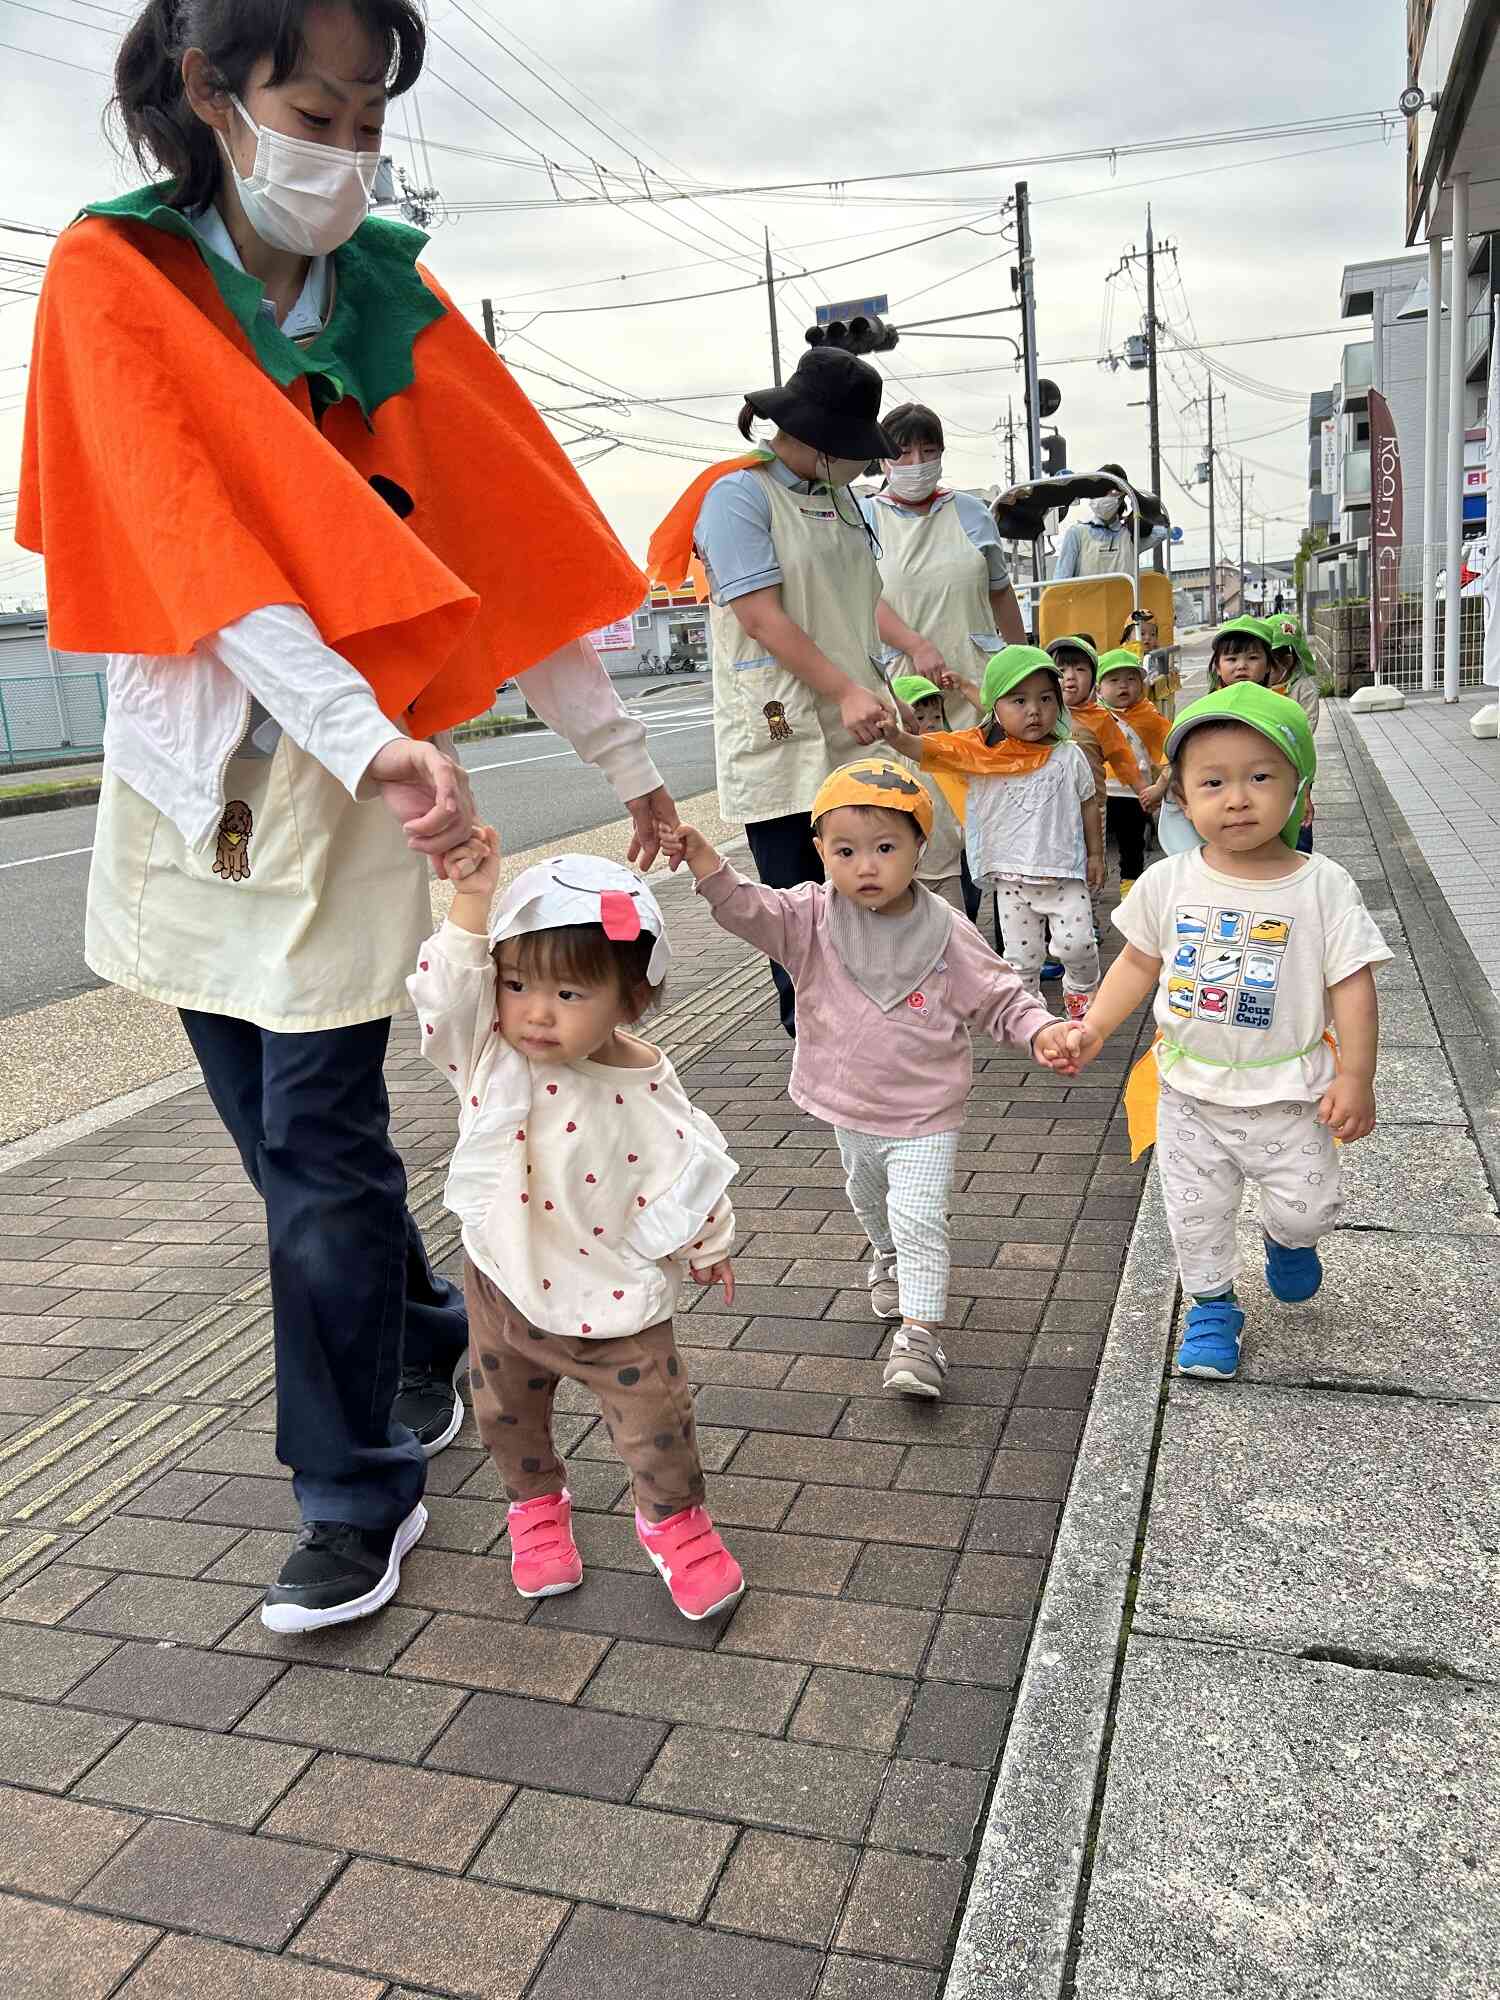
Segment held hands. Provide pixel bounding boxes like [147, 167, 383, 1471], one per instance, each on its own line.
[909, 640, 949, 686]
[841, 683, 893, 747]
[1137, 772, 1170, 811]
[1316, 1073, 1376, 1142]
[625, 785, 680, 872]
[444, 823, 501, 901]
[1061, 1022, 1105, 1071]
[1031, 1022, 1080, 1075]
[658, 823, 722, 881]
[690, 1258, 735, 1305]
[369, 738, 477, 874]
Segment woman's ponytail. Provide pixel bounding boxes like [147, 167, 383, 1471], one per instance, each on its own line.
[111, 0, 220, 213]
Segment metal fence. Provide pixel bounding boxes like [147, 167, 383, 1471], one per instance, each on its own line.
[1304, 541, 1488, 692]
[0, 671, 109, 763]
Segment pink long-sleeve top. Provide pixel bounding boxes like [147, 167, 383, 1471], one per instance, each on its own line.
[697, 863, 1055, 1137]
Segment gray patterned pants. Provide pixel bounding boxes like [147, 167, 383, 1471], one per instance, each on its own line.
[1157, 1082, 1342, 1297]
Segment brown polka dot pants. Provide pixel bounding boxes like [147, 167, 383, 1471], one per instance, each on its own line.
[463, 1258, 706, 1522]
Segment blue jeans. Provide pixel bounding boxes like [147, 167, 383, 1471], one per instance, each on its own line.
[179, 1010, 469, 1531]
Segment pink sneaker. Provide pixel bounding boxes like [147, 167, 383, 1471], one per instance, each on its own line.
[636, 1506, 744, 1621]
[507, 1489, 583, 1599]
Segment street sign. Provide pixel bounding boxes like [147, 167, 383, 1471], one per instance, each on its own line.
[1321, 419, 1338, 496]
[1171, 525, 1185, 543]
[816, 294, 889, 326]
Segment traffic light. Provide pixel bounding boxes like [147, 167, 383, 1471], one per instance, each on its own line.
[805, 315, 900, 355]
[1041, 433, 1068, 475]
[1036, 377, 1062, 419]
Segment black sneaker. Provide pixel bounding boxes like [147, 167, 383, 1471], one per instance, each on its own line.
[261, 1504, 428, 1634]
[392, 1355, 466, 1456]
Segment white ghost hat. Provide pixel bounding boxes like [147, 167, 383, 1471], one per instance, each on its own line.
[487, 854, 671, 985]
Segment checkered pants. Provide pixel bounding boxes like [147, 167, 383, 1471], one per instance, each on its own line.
[835, 1126, 960, 1324]
[1157, 1082, 1342, 1297]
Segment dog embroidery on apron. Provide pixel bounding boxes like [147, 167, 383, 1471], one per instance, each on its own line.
[763, 700, 794, 741]
[214, 800, 254, 882]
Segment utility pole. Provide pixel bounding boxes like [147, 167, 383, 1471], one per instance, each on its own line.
[764, 229, 782, 388]
[1015, 182, 1043, 484]
[1206, 388, 1219, 624]
[481, 298, 497, 350]
[1145, 206, 1164, 572]
[1003, 398, 1018, 485]
[1239, 465, 1246, 617]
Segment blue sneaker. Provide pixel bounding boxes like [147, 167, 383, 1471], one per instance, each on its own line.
[1175, 1298, 1244, 1379]
[1264, 1236, 1323, 1303]
[1040, 958, 1065, 981]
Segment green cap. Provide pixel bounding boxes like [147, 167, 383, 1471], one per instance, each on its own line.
[1096, 647, 1146, 681]
[1045, 635, 1099, 668]
[1164, 683, 1316, 848]
[1211, 615, 1276, 654]
[890, 674, 943, 707]
[1266, 612, 1316, 678]
[979, 645, 1070, 740]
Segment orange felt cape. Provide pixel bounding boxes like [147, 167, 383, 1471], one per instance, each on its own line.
[646, 452, 767, 588]
[1071, 701, 1143, 788]
[1106, 697, 1171, 769]
[918, 727, 1056, 779]
[17, 214, 645, 739]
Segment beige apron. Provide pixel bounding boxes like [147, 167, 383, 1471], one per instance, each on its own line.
[708, 467, 885, 824]
[872, 495, 994, 730]
[86, 735, 431, 1033]
[1073, 522, 1135, 580]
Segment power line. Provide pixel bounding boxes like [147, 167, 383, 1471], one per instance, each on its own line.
[0, 34, 109, 76]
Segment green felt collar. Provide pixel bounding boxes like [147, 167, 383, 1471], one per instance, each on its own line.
[81, 183, 446, 423]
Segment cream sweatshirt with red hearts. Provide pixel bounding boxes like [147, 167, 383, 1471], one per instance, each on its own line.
[408, 921, 737, 1340]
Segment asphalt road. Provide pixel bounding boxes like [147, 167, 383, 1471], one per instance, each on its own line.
[0, 686, 716, 1020]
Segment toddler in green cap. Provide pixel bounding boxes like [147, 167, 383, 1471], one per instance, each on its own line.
[883, 645, 1103, 1017]
[1063, 683, 1391, 1381]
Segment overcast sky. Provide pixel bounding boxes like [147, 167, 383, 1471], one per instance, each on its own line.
[1, 0, 1408, 605]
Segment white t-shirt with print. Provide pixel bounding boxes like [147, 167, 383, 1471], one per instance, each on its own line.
[966, 740, 1095, 884]
[1113, 850, 1392, 1108]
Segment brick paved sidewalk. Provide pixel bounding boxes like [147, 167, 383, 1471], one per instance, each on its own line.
[0, 861, 1152, 2000]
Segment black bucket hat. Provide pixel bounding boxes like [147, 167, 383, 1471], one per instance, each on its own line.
[744, 348, 897, 461]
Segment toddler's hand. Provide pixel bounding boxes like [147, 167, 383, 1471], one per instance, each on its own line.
[1316, 1074, 1375, 1142]
[690, 1258, 734, 1306]
[1031, 1022, 1079, 1074]
[1086, 855, 1105, 892]
[445, 823, 501, 898]
[1062, 1022, 1104, 1070]
[660, 823, 716, 877]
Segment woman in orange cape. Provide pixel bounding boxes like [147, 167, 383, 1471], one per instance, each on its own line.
[16, 0, 675, 1634]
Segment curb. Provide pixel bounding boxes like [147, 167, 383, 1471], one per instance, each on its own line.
[0, 782, 100, 818]
[944, 1169, 1179, 2000]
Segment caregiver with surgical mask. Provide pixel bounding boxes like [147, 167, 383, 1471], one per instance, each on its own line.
[863, 400, 1026, 729]
[650, 347, 938, 1033]
[1053, 461, 1168, 580]
[19, 0, 677, 1636]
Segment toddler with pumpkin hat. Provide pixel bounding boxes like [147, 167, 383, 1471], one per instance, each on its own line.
[664, 758, 1073, 1402]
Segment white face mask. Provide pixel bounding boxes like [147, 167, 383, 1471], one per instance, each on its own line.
[1092, 494, 1124, 524]
[885, 457, 943, 501]
[218, 94, 384, 257]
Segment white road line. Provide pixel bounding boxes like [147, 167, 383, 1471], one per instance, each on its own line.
[0, 845, 92, 871]
[466, 715, 711, 775]
[1, 709, 715, 865]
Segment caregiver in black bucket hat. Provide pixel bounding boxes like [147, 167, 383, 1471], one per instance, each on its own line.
[650, 346, 948, 1033]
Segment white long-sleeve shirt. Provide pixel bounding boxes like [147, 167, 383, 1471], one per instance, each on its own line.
[101, 611, 663, 848]
[408, 920, 737, 1338]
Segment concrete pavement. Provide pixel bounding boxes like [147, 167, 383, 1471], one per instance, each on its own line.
[947, 682, 1500, 2000]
